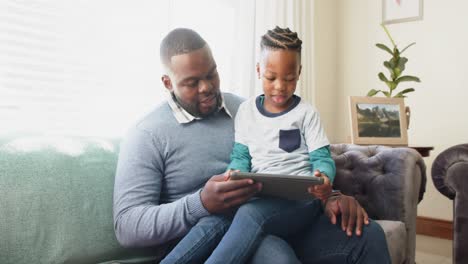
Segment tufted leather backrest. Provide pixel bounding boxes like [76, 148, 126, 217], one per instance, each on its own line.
[330, 144, 426, 221]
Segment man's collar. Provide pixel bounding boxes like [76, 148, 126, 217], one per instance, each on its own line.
[167, 92, 233, 124]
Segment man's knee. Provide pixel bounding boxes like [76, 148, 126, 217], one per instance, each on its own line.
[355, 220, 391, 263]
[362, 220, 387, 244]
[249, 235, 301, 264]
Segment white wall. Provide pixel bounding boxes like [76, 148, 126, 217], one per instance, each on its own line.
[315, 0, 468, 220]
[314, 0, 338, 142]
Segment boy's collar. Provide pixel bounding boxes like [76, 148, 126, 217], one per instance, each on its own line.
[255, 94, 301, 118]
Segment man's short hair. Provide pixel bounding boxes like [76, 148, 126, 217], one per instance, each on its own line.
[160, 28, 207, 68]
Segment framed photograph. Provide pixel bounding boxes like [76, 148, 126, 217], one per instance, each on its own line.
[349, 96, 408, 146]
[382, 0, 423, 25]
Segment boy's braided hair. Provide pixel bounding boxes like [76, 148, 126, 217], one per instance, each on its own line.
[260, 26, 302, 52]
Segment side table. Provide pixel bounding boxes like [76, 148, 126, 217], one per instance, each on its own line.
[408, 146, 434, 157]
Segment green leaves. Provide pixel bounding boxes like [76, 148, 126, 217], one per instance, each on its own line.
[378, 72, 396, 92]
[366, 89, 392, 98]
[395, 75, 421, 84]
[378, 72, 389, 82]
[367, 89, 381, 96]
[400, 42, 416, 54]
[367, 87, 416, 98]
[397, 57, 408, 72]
[376, 43, 393, 55]
[368, 25, 421, 98]
[394, 88, 415, 98]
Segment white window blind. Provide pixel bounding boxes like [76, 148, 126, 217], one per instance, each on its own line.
[0, 0, 255, 138]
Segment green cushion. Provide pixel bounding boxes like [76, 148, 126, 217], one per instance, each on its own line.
[0, 136, 163, 263]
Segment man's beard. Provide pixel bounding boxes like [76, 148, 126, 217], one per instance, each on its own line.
[171, 92, 222, 118]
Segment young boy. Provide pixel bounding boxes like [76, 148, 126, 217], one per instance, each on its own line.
[160, 26, 335, 264]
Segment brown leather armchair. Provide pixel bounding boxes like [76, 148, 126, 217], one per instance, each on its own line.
[432, 144, 468, 264]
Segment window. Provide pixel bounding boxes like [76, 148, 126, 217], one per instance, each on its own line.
[0, 0, 256, 137]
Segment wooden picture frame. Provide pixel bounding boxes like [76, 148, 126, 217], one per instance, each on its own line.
[349, 96, 408, 146]
[382, 0, 423, 25]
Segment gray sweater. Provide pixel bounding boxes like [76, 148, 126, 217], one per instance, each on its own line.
[113, 93, 243, 247]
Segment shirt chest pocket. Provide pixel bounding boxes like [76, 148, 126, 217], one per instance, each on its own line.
[279, 129, 301, 153]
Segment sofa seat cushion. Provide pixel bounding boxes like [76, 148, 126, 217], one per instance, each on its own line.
[0, 136, 162, 264]
[375, 220, 407, 264]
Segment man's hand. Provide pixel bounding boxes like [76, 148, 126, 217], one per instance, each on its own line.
[324, 194, 369, 237]
[307, 170, 332, 202]
[200, 171, 261, 214]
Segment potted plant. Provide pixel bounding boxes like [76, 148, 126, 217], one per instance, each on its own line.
[367, 24, 421, 127]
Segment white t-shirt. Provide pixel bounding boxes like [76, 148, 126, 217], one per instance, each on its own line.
[234, 95, 330, 176]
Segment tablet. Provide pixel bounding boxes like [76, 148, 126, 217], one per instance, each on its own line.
[230, 172, 323, 201]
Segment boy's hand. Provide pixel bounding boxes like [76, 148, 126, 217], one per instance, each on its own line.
[307, 170, 332, 202]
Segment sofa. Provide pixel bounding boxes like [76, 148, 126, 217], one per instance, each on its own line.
[432, 144, 468, 264]
[0, 137, 426, 264]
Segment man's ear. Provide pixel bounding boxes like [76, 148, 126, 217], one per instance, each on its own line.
[298, 65, 302, 78]
[161, 75, 173, 91]
[256, 63, 261, 79]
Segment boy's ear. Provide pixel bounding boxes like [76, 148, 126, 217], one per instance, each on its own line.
[161, 75, 173, 91]
[298, 65, 302, 77]
[256, 63, 261, 79]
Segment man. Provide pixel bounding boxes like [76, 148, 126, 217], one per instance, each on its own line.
[113, 28, 391, 263]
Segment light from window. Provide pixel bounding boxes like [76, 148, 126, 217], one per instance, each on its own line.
[0, 0, 250, 138]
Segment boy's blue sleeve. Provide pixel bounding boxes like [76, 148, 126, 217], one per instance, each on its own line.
[309, 145, 336, 183]
[227, 142, 251, 172]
